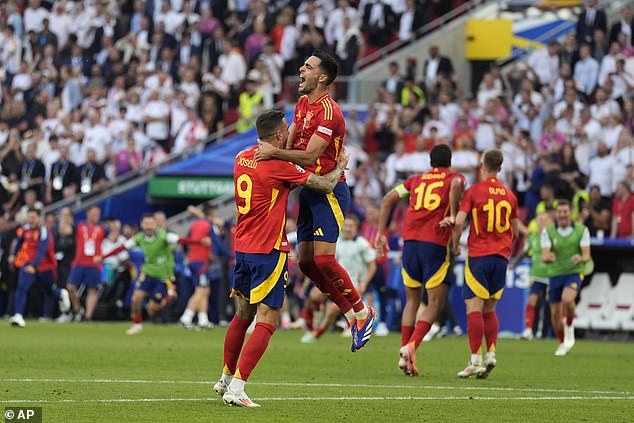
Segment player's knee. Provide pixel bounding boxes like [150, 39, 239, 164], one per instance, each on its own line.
[298, 260, 316, 276]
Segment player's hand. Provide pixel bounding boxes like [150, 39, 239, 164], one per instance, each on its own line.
[201, 236, 212, 247]
[254, 141, 276, 161]
[452, 245, 462, 257]
[439, 216, 455, 228]
[25, 265, 36, 274]
[374, 234, 387, 256]
[337, 148, 349, 170]
[571, 254, 584, 264]
[93, 256, 103, 264]
[8, 255, 15, 266]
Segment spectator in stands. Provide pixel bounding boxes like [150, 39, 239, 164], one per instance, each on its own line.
[592, 29, 608, 62]
[218, 38, 247, 91]
[611, 181, 634, 238]
[336, 16, 363, 76]
[582, 185, 611, 236]
[423, 45, 454, 94]
[144, 90, 171, 152]
[362, 0, 396, 47]
[576, 0, 607, 45]
[574, 43, 599, 98]
[477, 73, 501, 108]
[589, 142, 616, 196]
[78, 149, 107, 195]
[113, 136, 143, 176]
[609, 5, 634, 45]
[237, 75, 264, 133]
[19, 143, 45, 201]
[527, 41, 560, 88]
[47, 144, 77, 204]
[15, 190, 43, 224]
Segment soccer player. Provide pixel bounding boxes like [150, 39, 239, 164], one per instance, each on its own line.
[214, 110, 348, 408]
[515, 212, 552, 340]
[375, 144, 464, 376]
[96, 214, 199, 335]
[301, 216, 377, 343]
[254, 50, 375, 351]
[9, 209, 70, 328]
[541, 200, 592, 356]
[179, 205, 230, 329]
[452, 148, 520, 379]
[67, 205, 107, 321]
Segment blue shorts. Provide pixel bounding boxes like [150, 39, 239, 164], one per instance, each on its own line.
[68, 265, 102, 289]
[232, 249, 288, 309]
[18, 269, 56, 291]
[297, 181, 350, 244]
[548, 273, 582, 304]
[136, 274, 169, 303]
[189, 261, 210, 288]
[529, 278, 548, 296]
[464, 255, 508, 300]
[401, 240, 450, 290]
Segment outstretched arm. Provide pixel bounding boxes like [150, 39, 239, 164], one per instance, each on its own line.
[255, 134, 329, 167]
[302, 149, 348, 194]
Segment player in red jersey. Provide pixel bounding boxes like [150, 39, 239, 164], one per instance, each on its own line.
[179, 205, 230, 329]
[66, 205, 107, 321]
[9, 209, 70, 328]
[255, 50, 375, 352]
[214, 110, 348, 408]
[452, 149, 520, 379]
[375, 144, 465, 376]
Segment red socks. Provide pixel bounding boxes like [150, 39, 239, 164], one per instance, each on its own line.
[300, 306, 314, 332]
[313, 255, 364, 313]
[565, 314, 574, 327]
[314, 327, 326, 339]
[556, 330, 564, 343]
[300, 258, 355, 314]
[223, 315, 252, 374]
[401, 325, 414, 347]
[525, 304, 535, 331]
[483, 311, 499, 352]
[467, 311, 484, 354]
[410, 320, 432, 349]
[235, 322, 276, 381]
[132, 313, 142, 324]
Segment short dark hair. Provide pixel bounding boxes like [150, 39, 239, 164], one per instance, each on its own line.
[482, 148, 504, 172]
[142, 212, 155, 220]
[557, 199, 572, 209]
[87, 205, 101, 212]
[28, 208, 41, 216]
[256, 110, 285, 140]
[430, 144, 452, 168]
[312, 49, 338, 85]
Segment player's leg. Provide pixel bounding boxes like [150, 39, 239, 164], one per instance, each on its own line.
[478, 298, 499, 379]
[300, 287, 325, 343]
[66, 266, 83, 319]
[548, 276, 568, 355]
[401, 286, 421, 345]
[523, 291, 539, 340]
[9, 268, 36, 327]
[561, 276, 580, 350]
[194, 286, 212, 328]
[127, 274, 150, 334]
[181, 262, 204, 328]
[39, 271, 71, 319]
[313, 301, 340, 339]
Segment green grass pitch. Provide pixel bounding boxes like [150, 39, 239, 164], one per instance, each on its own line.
[1, 322, 633, 422]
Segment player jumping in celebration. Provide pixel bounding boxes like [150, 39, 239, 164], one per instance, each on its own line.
[452, 149, 520, 379]
[375, 144, 465, 376]
[9, 209, 70, 327]
[67, 205, 107, 321]
[254, 50, 375, 351]
[97, 214, 201, 335]
[541, 200, 592, 356]
[179, 205, 231, 330]
[214, 110, 348, 408]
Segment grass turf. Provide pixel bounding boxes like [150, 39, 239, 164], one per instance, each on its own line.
[0, 321, 632, 422]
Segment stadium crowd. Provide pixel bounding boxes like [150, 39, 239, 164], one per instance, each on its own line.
[1, 1, 633, 332]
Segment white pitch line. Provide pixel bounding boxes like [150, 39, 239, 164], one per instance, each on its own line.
[1, 378, 631, 396]
[0, 396, 633, 404]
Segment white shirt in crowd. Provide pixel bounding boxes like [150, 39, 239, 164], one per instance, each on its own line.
[600, 124, 623, 150]
[400, 151, 430, 174]
[422, 120, 451, 140]
[144, 100, 170, 141]
[83, 124, 110, 162]
[218, 50, 247, 86]
[590, 101, 620, 122]
[24, 5, 49, 33]
[336, 235, 376, 287]
[451, 150, 480, 186]
[528, 47, 559, 85]
[439, 102, 462, 127]
[102, 235, 130, 267]
[588, 154, 616, 195]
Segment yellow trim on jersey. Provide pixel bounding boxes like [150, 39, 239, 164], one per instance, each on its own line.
[471, 208, 480, 236]
[320, 99, 333, 120]
[315, 158, 322, 175]
[394, 184, 410, 199]
[250, 251, 287, 304]
[334, 136, 342, 158]
[491, 288, 504, 300]
[402, 267, 422, 288]
[425, 248, 450, 289]
[465, 257, 490, 299]
[326, 192, 344, 232]
[269, 188, 280, 213]
[274, 213, 285, 250]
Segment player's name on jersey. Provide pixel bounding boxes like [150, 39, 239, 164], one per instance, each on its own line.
[422, 172, 447, 180]
[488, 187, 507, 196]
[238, 157, 258, 169]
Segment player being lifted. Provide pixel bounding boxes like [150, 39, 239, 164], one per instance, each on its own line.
[214, 110, 348, 407]
[375, 144, 464, 376]
[255, 50, 375, 351]
[96, 213, 203, 335]
[452, 149, 520, 379]
[541, 200, 592, 356]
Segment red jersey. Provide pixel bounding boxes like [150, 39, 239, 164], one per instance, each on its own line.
[187, 219, 212, 262]
[399, 167, 464, 246]
[293, 93, 345, 178]
[234, 146, 310, 254]
[459, 177, 518, 259]
[14, 225, 57, 272]
[73, 223, 106, 267]
[612, 194, 634, 237]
